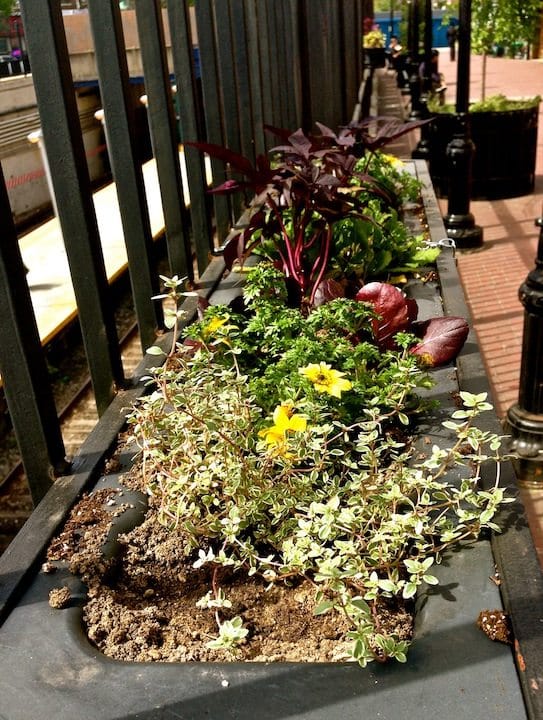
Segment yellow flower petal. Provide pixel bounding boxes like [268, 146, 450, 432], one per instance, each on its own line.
[288, 415, 307, 432]
[272, 404, 292, 430]
[202, 316, 228, 338]
[299, 363, 352, 398]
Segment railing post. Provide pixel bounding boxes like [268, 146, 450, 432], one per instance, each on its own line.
[19, 0, 124, 415]
[0, 163, 68, 505]
[87, 0, 162, 352]
[407, 0, 423, 121]
[443, 0, 482, 249]
[412, 0, 433, 159]
[135, 0, 193, 280]
[506, 218, 543, 485]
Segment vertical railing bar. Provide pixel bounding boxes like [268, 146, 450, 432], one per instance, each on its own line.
[243, 0, 266, 158]
[256, 0, 274, 146]
[301, 0, 341, 130]
[356, 0, 364, 91]
[275, 0, 288, 129]
[349, 1, 363, 119]
[0, 165, 67, 505]
[328, 0, 342, 128]
[87, 0, 161, 352]
[167, 0, 214, 272]
[135, 0, 192, 280]
[269, 3, 285, 128]
[276, 1, 289, 129]
[281, 0, 298, 131]
[229, 0, 255, 165]
[298, 0, 312, 131]
[194, 0, 231, 243]
[19, 0, 123, 416]
[290, 0, 304, 129]
[213, 1, 241, 155]
[212, 0, 242, 220]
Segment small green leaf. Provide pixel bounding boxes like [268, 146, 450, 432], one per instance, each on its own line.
[314, 600, 335, 615]
[422, 574, 439, 585]
[350, 597, 371, 614]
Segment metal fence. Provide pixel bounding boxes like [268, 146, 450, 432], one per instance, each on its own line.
[0, 0, 365, 506]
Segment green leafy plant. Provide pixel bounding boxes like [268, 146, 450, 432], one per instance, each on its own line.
[188, 122, 434, 311]
[429, 94, 541, 115]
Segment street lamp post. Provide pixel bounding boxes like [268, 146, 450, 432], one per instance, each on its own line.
[412, 0, 433, 158]
[442, 0, 483, 248]
[407, 0, 423, 120]
[506, 221, 543, 485]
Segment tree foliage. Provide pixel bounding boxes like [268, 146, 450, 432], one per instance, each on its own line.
[471, 0, 540, 55]
[0, 0, 14, 20]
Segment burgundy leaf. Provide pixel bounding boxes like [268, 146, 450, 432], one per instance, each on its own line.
[347, 116, 433, 152]
[185, 141, 255, 177]
[264, 124, 294, 143]
[182, 338, 204, 357]
[410, 316, 469, 366]
[315, 122, 355, 148]
[312, 278, 347, 307]
[196, 295, 210, 320]
[288, 128, 314, 157]
[316, 173, 342, 187]
[186, 141, 276, 193]
[208, 179, 245, 194]
[406, 297, 418, 324]
[222, 233, 244, 271]
[355, 282, 411, 346]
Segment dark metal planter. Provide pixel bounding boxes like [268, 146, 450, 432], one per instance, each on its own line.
[0, 163, 542, 719]
[428, 106, 540, 200]
[363, 47, 386, 69]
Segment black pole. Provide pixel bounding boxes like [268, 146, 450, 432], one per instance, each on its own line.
[455, 0, 470, 115]
[407, 1, 415, 57]
[407, 0, 422, 120]
[389, 0, 393, 39]
[412, 0, 432, 158]
[442, 0, 482, 249]
[506, 221, 543, 485]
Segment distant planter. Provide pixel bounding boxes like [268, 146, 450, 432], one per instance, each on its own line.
[427, 97, 540, 200]
[363, 47, 386, 68]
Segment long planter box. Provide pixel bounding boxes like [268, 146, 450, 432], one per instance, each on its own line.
[0, 162, 542, 719]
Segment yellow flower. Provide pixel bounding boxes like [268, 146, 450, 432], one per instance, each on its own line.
[258, 403, 307, 450]
[299, 362, 352, 398]
[380, 153, 404, 169]
[272, 403, 308, 433]
[202, 316, 228, 339]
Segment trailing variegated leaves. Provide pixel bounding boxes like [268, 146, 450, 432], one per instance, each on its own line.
[129, 275, 510, 665]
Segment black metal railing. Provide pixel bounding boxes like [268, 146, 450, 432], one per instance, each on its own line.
[0, 0, 364, 506]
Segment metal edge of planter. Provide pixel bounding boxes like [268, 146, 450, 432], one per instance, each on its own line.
[0, 166, 532, 720]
